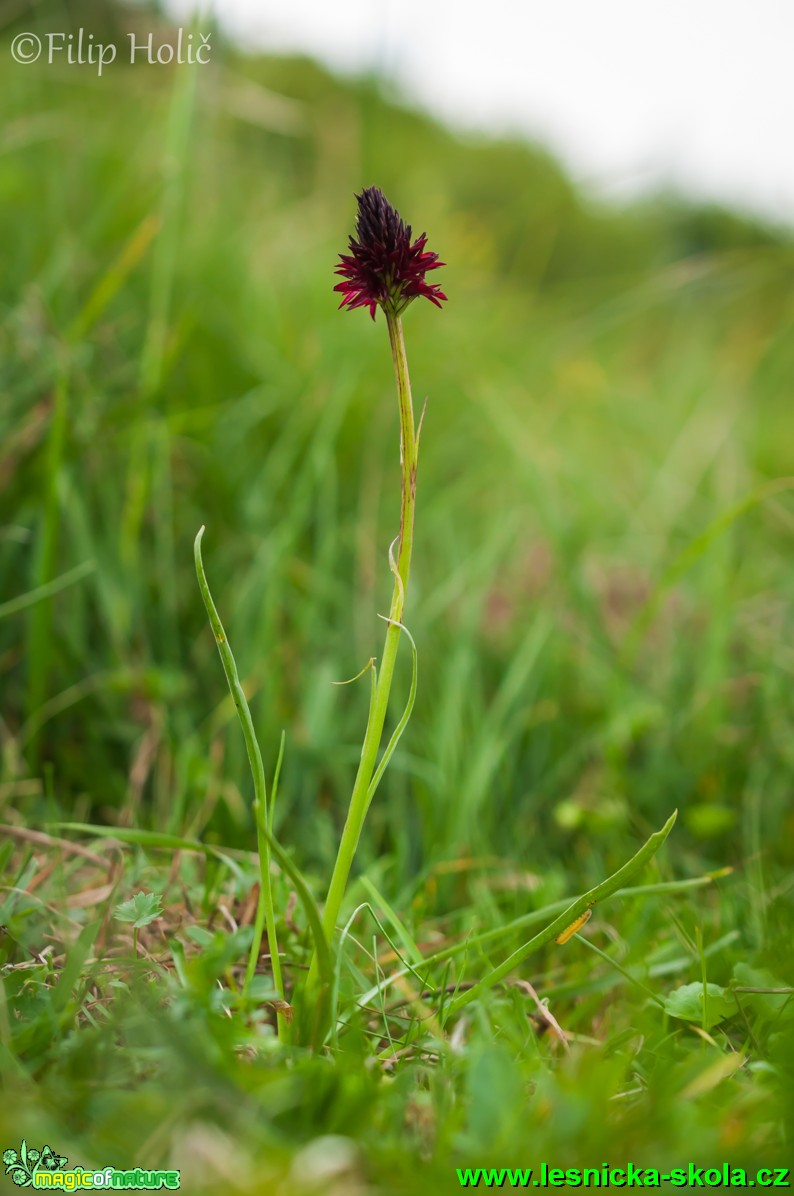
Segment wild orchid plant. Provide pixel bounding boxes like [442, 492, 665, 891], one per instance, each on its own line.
[195, 187, 446, 1043]
[195, 188, 675, 1050]
[318, 187, 446, 946]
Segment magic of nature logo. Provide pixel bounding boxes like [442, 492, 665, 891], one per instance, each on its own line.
[3, 1141, 180, 1189]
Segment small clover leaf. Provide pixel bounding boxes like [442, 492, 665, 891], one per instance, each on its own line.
[114, 891, 164, 930]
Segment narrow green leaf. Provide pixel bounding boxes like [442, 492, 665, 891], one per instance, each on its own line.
[445, 809, 678, 1018]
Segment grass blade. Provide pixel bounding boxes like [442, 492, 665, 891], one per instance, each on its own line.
[445, 809, 678, 1018]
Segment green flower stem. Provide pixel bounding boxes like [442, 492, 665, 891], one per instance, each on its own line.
[193, 527, 289, 1044]
[307, 311, 418, 995]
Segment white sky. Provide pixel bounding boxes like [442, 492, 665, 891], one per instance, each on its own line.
[167, 0, 794, 223]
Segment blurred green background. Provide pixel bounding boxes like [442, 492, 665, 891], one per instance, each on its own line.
[3, 3, 792, 872]
[1, 1, 793, 1189]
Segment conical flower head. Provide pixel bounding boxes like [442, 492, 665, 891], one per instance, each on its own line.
[334, 187, 447, 320]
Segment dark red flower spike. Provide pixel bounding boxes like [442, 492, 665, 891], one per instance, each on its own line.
[334, 186, 447, 320]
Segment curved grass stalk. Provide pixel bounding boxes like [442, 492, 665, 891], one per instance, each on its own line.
[442, 810, 678, 1019]
[194, 527, 286, 1038]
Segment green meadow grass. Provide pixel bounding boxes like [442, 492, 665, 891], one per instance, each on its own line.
[1, 9, 793, 1192]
